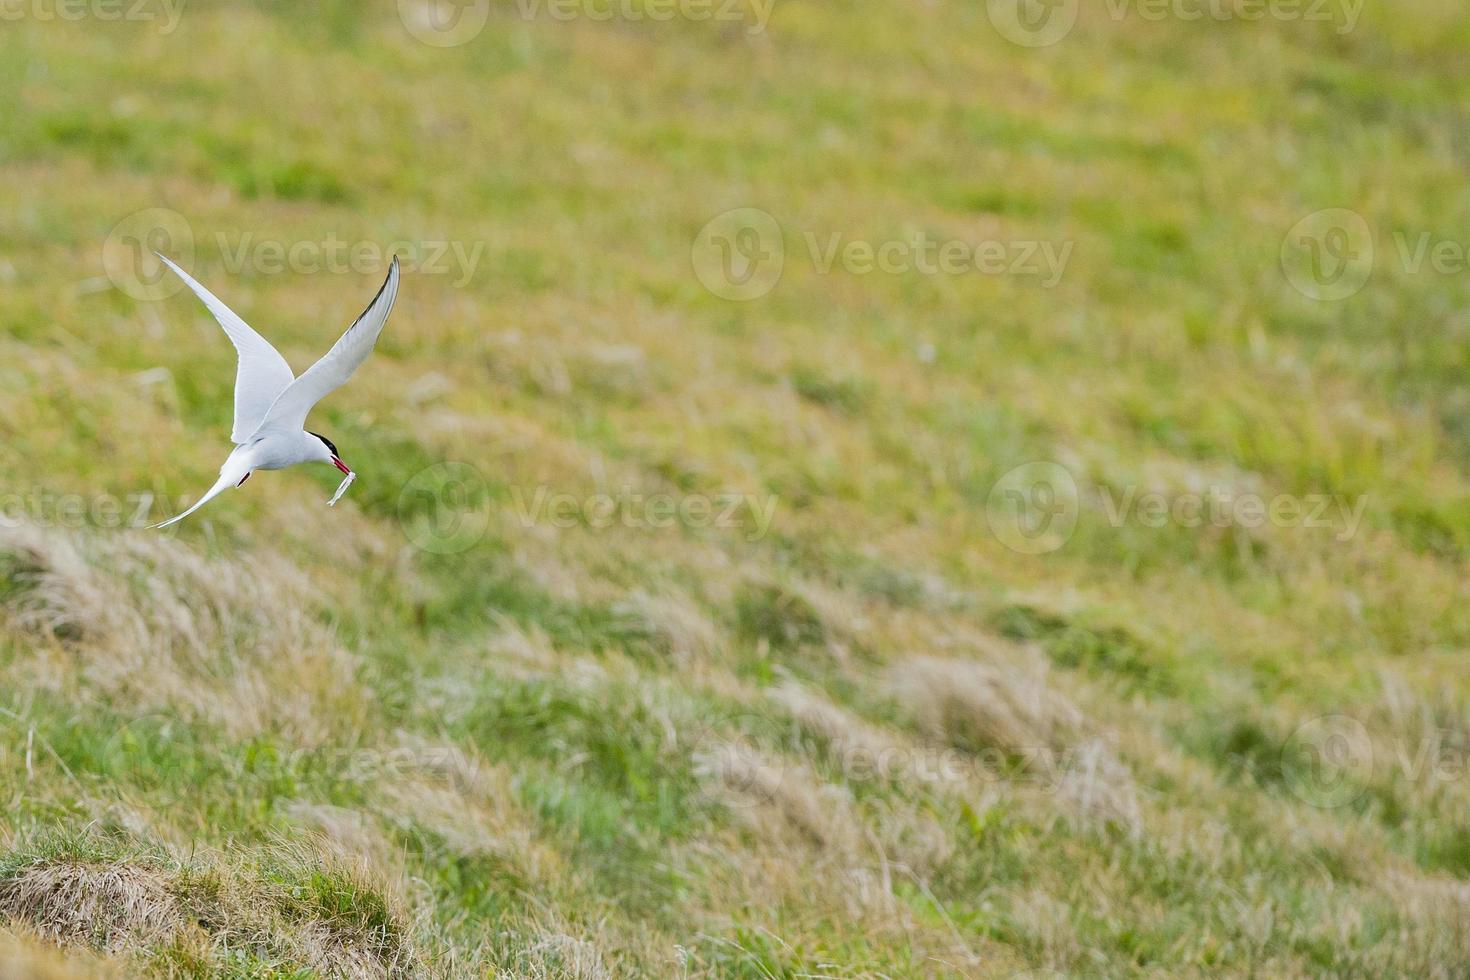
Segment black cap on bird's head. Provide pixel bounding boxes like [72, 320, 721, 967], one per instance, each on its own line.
[311, 432, 352, 475]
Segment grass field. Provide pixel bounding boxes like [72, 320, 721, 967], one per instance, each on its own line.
[3, 0, 1470, 976]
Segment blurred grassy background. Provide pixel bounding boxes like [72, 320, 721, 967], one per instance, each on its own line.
[2, 0, 1470, 976]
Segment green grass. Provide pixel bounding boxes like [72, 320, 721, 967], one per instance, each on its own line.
[2, 1, 1470, 976]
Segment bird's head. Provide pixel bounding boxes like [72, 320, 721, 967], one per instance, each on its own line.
[310, 432, 352, 475]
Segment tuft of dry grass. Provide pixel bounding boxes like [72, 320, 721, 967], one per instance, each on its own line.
[890, 653, 1083, 757]
[0, 842, 424, 979]
[0, 522, 368, 746]
[0, 862, 189, 956]
[1380, 871, 1470, 977]
[771, 682, 921, 782]
[1053, 738, 1143, 836]
[886, 652, 1148, 836]
[613, 588, 724, 664]
[496, 931, 613, 980]
[371, 743, 552, 879]
[283, 803, 392, 869]
[695, 740, 863, 856]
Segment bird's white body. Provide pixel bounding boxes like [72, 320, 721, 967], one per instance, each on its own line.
[238, 431, 340, 472]
[150, 253, 400, 529]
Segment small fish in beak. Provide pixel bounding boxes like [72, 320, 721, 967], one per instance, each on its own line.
[327, 466, 356, 507]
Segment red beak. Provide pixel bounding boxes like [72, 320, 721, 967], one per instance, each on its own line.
[332, 456, 351, 475]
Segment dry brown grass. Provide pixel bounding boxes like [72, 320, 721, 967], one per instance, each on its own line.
[0, 863, 189, 956]
[890, 653, 1083, 757]
[885, 651, 1147, 837]
[695, 739, 864, 856]
[0, 929, 115, 980]
[282, 803, 392, 869]
[613, 588, 724, 665]
[1380, 871, 1470, 978]
[1053, 738, 1143, 836]
[0, 523, 368, 746]
[371, 741, 556, 882]
[483, 614, 563, 676]
[495, 931, 613, 980]
[0, 847, 424, 980]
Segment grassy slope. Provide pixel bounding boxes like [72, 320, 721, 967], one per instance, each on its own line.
[2, 0, 1470, 976]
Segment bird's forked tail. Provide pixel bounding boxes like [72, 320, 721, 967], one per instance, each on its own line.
[152, 471, 237, 530]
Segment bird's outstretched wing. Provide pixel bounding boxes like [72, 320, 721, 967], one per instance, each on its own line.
[250, 257, 400, 440]
[155, 253, 296, 444]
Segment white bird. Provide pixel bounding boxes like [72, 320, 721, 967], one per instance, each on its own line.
[151, 253, 400, 529]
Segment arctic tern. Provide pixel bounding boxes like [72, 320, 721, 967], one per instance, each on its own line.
[150, 253, 400, 529]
